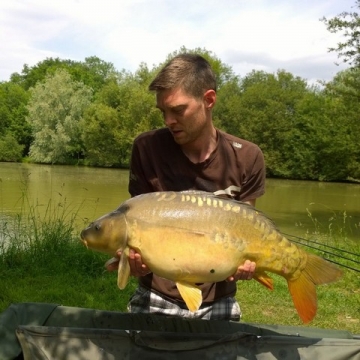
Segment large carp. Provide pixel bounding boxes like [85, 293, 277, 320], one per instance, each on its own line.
[80, 191, 342, 323]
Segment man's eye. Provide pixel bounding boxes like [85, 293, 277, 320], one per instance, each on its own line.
[173, 108, 184, 115]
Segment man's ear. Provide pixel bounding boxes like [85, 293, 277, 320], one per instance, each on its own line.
[203, 89, 216, 109]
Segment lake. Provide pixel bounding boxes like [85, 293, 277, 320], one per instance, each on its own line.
[0, 162, 359, 241]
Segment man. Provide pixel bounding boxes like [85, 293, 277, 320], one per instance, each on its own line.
[108, 53, 266, 321]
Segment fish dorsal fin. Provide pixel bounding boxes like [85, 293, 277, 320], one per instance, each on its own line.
[180, 190, 210, 195]
[176, 282, 202, 312]
[117, 249, 130, 289]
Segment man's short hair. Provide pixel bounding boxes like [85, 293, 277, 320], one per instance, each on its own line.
[149, 53, 217, 98]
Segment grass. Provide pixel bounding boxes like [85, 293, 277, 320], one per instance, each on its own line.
[0, 195, 138, 313]
[0, 198, 359, 335]
[236, 264, 359, 333]
[235, 208, 360, 334]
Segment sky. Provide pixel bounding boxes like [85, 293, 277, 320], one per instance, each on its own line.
[0, 0, 356, 84]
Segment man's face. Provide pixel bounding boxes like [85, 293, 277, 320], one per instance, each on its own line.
[156, 87, 213, 146]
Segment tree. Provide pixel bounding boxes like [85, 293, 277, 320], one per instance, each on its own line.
[162, 46, 237, 89]
[0, 81, 30, 155]
[214, 70, 312, 178]
[10, 56, 117, 92]
[82, 103, 127, 167]
[0, 134, 24, 162]
[325, 67, 360, 101]
[212, 77, 242, 135]
[27, 69, 93, 164]
[321, 68, 360, 179]
[321, 1, 360, 67]
[74, 56, 118, 91]
[11, 58, 70, 90]
[82, 68, 162, 167]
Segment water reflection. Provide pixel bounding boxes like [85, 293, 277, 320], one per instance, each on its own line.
[257, 179, 360, 240]
[0, 163, 129, 226]
[1, 162, 359, 240]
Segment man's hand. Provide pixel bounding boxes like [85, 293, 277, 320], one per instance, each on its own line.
[105, 249, 150, 277]
[227, 260, 256, 282]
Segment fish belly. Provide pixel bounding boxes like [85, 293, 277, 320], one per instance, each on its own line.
[128, 225, 244, 283]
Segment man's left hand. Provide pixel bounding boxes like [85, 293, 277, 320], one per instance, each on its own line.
[227, 260, 256, 282]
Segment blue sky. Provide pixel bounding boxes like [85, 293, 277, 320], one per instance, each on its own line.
[0, 0, 356, 84]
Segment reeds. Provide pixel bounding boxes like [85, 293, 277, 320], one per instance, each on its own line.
[0, 196, 359, 333]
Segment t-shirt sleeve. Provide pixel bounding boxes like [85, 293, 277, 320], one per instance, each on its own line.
[128, 138, 153, 197]
[239, 146, 266, 202]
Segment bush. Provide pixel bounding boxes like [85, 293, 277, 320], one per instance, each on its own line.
[0, 134, 24, 162]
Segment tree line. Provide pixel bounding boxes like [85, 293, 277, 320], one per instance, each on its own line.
[0, 3, 359, 182]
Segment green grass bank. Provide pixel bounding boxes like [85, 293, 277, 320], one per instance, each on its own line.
[0, 200, 359, 334]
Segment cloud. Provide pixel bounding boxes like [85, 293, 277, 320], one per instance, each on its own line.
[224, 48, 346, 85]
[0, 0, 354, 83]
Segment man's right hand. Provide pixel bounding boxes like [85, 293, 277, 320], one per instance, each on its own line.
[105, 249, 151, 277]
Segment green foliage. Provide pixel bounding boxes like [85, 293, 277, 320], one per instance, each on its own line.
[82, 103, 128, 167]
[0, 196, 136, 312]
[214, 67, 360, 181]
[215, 70, 312, 178]
[0, 81, 30, 154]
[321, 68, 360, 180]
[27, 69, 93, 164]
[82, 68, 163, 167]
[305, 206, 360, 244]
[163, 46, 237, 89]
[0, 45, 359, 180]
[321, 0, 360, 67]
[10, 56, 117, 92]
[0, 134, 24, 161]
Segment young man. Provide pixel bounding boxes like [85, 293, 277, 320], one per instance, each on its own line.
[108, 54, 266, 321]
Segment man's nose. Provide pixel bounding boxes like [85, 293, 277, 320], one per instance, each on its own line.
[163, 114, 177, 126]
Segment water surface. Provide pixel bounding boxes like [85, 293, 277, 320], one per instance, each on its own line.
[1, 162, 359, 240]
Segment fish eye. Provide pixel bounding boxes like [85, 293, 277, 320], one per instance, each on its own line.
[95, 224, 101, 231]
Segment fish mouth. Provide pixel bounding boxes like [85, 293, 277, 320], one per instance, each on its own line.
[80, 230, 88, 248]
[80, 235, 88, 249]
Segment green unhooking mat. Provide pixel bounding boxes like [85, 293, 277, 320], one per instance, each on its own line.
[1, 302, 359, 360]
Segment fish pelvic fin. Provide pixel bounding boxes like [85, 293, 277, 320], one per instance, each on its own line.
[117, 251, 130, 290]
[253, 272, 274, 290]
[288, 253, 343, 324]
[176, 282, 202, 312]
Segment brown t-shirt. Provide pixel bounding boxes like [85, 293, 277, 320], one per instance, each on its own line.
[128, 128, 266, 304]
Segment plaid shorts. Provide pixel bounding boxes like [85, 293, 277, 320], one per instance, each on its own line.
[127, 286, 241, 321]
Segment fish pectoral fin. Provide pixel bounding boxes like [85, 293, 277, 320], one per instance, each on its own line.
[253, 272, 274, 290]
[117, 251, 130, 289]
[176, 282, 202, 312]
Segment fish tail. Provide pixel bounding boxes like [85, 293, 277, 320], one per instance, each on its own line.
[288, 253, 342, 323]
